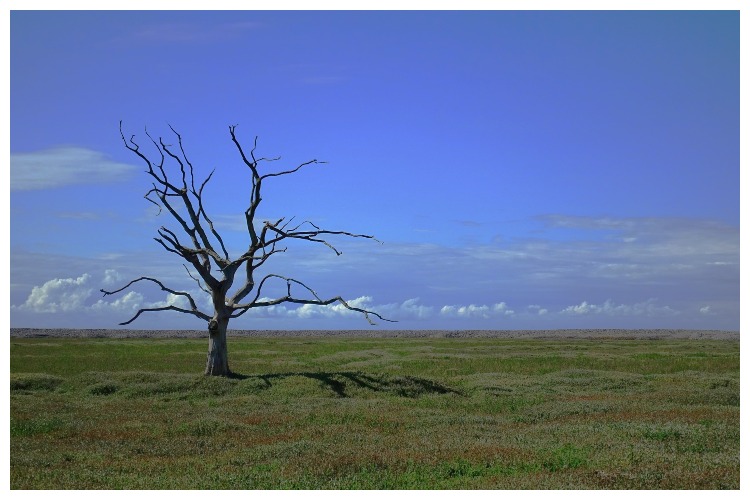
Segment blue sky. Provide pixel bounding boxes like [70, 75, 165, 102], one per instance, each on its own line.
[9, 8, 740, 330]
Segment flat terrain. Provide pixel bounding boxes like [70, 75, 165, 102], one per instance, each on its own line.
[9, 328, 740, 340]
[10, 330, 740, 489]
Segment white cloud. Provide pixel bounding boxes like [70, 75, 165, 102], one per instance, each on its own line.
[92, 286, 214, 322]
[699, 305, 715, 315]
[440, 302, 515, 319]
[293, 303, 332, 319]
[147, 293, 192, 310]
[10, 210, 738, 331]
[561, 299, 678, 317]
[17, 273, 93, 312]
[492, 302, 514, 315]
[562, 301, 595, 315]
[237, 298, 289, 318]
[11, 147, 137, 190]
[293, 296, 374, 319]
[396, 298, 434, 319]
[91, 291, 144, 313]
[14, 268, 210, 318]
[539, 215, 739, 262]
[102, 269, 124, 286]
[376, 298, 434, 319]
[527, 304, 548, 315]
[239, 296, 427, 323]
[240, 296, 380, 320]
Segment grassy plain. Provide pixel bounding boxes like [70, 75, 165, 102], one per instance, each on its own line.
[10, 336, 740, 489]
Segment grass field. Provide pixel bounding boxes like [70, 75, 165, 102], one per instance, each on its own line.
[10, 336, 740, 489]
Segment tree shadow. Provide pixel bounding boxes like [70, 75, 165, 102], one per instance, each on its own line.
[229, 370, 463, 398]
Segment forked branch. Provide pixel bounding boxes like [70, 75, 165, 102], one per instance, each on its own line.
[261, 219, 379, 256]
[230, 273, 395, 325]
[101, 276, 210, 324]
[114, 305, 211, 326]
[110, 123, 393, 330]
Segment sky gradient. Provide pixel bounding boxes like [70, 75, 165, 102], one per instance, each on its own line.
[9, 9, 740, 330]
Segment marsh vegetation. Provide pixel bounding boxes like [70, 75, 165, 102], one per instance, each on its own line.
[10, 336, 739, 489]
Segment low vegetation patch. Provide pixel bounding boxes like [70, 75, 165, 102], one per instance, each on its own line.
[10, 336, 739, 489]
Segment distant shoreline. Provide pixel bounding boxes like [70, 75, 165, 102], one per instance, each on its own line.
[9, 328, 740, 340]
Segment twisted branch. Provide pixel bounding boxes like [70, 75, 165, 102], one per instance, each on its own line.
[108, 123, 393, 328]
[100, 276, 210, 324]
[230, 273, 394, 325]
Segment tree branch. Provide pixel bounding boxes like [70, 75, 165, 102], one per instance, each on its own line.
[100, 276, 210, 323]
[261, 221, 379, 256]
[232, 294, 394, 325]
[195, 169, 230, 260]
[230, 273, 395, 324]
[260, 159, 326, 180]
[124, 122, 231, 272]
[184, 264, 212, 296]
[112, 123, 393, 330]
[116, 305, 211, 325]
[227, 246, 287, 305]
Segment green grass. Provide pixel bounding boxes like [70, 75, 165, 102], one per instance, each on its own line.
[10, 336, 739, 489]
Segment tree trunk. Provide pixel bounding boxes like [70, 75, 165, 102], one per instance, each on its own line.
[205, 317, 230, 376]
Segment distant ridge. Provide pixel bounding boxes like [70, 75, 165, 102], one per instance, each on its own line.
[10, 328, 739, 340]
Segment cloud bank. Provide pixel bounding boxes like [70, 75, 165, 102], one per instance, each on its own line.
[440, 302, 514, 319]
[560, 299, 678, 317]
[10, 269, 722, 329]
[18, 274, 93, 313]
[11, 147, 137, 190]
[9, 214, 739, 330]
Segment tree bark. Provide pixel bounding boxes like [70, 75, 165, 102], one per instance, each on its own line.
[205, 317, 230, 376]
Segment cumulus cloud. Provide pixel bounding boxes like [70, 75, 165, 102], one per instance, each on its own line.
[440, 302, 515, 319]
[102, 269, 124, 286]
[376, 298, 434, 319]
[561, 299, 678, 317]
[234, 296, 282, 314]
[396, 298, 434, 319]
[493, 303, 514, 315]
[237, 296, 379, 320]
[14, 267, 212, 319]
[238, 296, 433, 322]
[17, 274, 93, 312]
[293, 296, 375, 319]
[11, 217, 736, 331]
[699, 306, 715, 315]
[527, 304, 548, 315]
[147, 293, 193, 310]
[91, 291, 144, 313]
[91, 287, 216, 324]
[11, 147, 136, 190]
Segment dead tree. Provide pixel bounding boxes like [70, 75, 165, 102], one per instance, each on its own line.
[102, 123, 393, 376]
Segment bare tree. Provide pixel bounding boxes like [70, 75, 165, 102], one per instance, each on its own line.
[102, 123, 393, 376]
